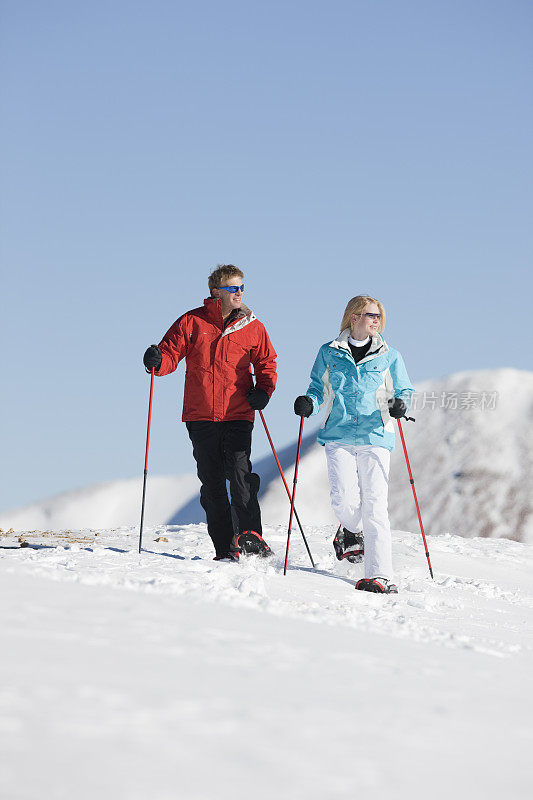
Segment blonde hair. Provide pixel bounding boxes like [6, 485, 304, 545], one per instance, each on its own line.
[208, 264, 244, 293]
[340, 295, 386, 334]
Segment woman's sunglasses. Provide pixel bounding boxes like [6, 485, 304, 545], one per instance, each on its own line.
[355, 312, 381, 321]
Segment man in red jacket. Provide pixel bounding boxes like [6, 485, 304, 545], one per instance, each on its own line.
[143, 265, 277, 560]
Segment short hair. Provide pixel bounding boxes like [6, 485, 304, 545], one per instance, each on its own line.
[340, 295, 386, 334]
[208, 264, 244, 293]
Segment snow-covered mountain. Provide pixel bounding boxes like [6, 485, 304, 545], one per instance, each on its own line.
[263, 368, 533, 544]
[389, 367, 533, 543]
[0, 474, 200, 531]
[2, 369, 531, 543]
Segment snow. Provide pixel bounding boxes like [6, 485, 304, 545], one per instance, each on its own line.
[1, 523, 532, 799]
[1, 367, 531, 796]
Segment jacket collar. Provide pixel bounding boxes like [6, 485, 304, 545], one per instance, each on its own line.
[329, 328, 388, 360]
[203, 296, 223, 324]
[203, 297, 255, 333]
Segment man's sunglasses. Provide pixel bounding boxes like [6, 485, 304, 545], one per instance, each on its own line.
[220, 284, 245, 294]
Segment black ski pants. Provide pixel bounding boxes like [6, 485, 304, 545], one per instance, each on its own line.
[186, 420, 262, 557]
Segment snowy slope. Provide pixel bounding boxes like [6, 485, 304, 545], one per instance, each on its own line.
[2, 369, 532, 542]
[0, 523, 531, 800]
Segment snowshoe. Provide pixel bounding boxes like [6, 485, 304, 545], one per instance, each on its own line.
[213, 553, 239, 562]
[231, 530, 273, 558]
[355, 577, 398, 594]
[333, 526, 364, 563]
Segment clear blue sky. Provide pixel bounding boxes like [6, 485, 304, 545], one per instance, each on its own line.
[1, 0, 532, 509]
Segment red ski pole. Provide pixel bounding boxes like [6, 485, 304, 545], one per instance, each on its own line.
[138, 368, 155, 554]
[284, 416, 305, 576]
[397, 418, 434, 579]
[259, 411, 315, 569]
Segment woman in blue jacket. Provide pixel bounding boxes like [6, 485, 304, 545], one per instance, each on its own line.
[294, 295, 413, 594]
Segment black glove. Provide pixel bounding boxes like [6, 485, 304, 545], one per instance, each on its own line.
[294, 395, 313, 417]
[388, 397, 406, 418]
[143, 345, 162, 372]
[246, 387, 270, 411]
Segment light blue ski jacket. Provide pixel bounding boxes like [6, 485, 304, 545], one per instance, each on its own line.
[305, 329, 414, 451]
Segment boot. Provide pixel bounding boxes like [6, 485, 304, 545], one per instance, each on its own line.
[333, 526, 364, 563]
[355, 577, 398, 594]
[231, 530, 273, 558]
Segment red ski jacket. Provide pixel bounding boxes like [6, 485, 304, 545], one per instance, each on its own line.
[156, 297, 277, 423]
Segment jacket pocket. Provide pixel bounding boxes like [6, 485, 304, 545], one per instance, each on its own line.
[359, 365, 384, 387]
[183, 368, 212, 415]
[226, 334, 252, 368]
[185, 341, 212, 371]
[329, 370, 347, 391]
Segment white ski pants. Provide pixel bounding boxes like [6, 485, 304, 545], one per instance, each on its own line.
[325, 443, 393, 580]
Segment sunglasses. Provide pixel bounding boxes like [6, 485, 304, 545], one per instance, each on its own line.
[219, 284, 245, 294]
[355, 312, 381, 321]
